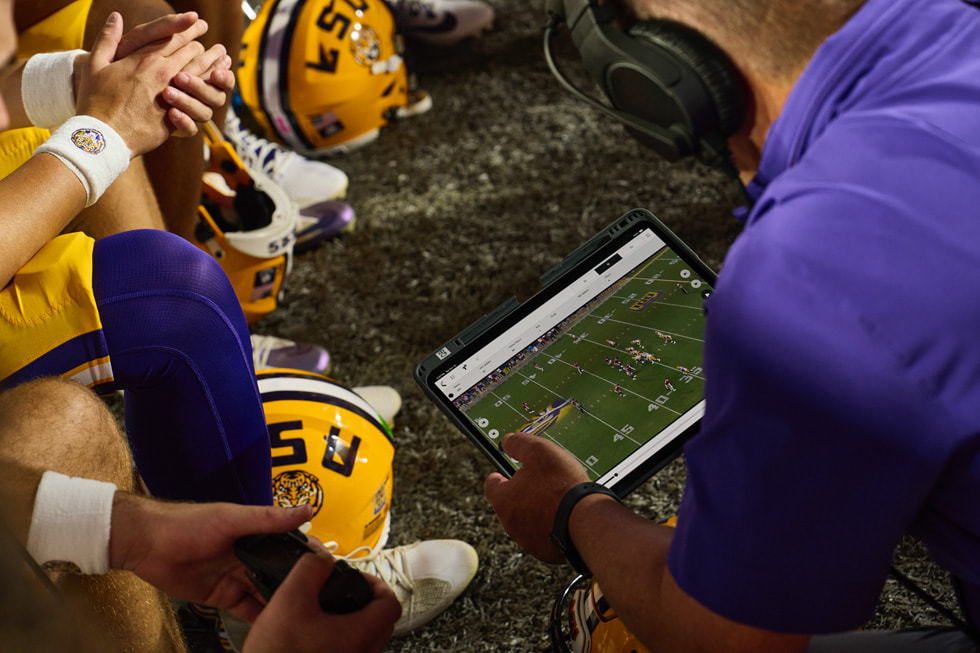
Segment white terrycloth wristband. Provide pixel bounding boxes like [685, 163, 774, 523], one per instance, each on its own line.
[34, 115, 131, 206]
[21, 49, 84, 129]
[27, 471, 117, 575]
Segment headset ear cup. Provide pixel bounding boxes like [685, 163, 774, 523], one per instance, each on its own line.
[628, 20, 744, 139]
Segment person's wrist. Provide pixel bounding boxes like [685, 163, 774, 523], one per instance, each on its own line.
[26, 471, 118, 574]
[33, 115, 133, 206]
[568, 491, 620, 525]
[550, 482, 621, 577]
[72, 52, 88, 103]
[108, 491, 150, 571]
[22, 50, 84, 129]
[567, 491, 620, 548]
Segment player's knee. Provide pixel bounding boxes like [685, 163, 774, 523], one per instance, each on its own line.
[112, 229, 236, 301]
[95, 230, 246, 340]
[0, 378, 99, 422]
[160, 232, 242, 316]
[0, 378, 133, 485]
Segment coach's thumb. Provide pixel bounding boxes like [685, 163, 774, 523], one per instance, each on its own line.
[485, 472, 515, 507]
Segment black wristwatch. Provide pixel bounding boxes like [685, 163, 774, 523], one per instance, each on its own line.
[550, 482, 621, 577]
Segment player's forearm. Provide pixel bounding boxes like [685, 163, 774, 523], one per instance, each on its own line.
[569, 500, 812, 652]
[0, 59, 34, 129]
[0, 153, 87, 287]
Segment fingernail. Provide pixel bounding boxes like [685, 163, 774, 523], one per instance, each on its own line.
[290, 505, 313, 517]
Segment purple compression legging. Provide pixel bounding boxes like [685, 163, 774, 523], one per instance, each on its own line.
[91, 230, 272, 505]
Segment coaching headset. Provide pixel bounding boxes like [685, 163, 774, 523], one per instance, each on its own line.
[544, 0, 749, 201]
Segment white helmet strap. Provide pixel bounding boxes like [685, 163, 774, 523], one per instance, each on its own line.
[371, 54, 403, 75]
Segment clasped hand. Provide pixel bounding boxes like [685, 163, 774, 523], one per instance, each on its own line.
[74, 11, 234, 156]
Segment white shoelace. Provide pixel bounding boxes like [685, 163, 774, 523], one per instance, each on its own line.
[326, 541, 415, 594]
[226, 116, 295, 181]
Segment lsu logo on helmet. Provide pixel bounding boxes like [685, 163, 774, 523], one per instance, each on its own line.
[237, 0, 431, 156]
[257, 368, 395, 557]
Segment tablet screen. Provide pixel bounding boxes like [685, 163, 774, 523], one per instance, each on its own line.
[419, 211, 714, 495]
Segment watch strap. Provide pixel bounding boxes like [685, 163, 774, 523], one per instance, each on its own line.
[550, 482, 621, 577]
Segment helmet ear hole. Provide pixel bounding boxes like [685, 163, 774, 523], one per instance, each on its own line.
[237, 0, 421, 156]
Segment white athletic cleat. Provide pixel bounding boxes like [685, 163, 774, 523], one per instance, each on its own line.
[217, 539, 478, 648]
[389, 0, 495, 46]
[225, 113, 349, 208]
[353, 385, 402, 427]
[344, 539, 479, 636]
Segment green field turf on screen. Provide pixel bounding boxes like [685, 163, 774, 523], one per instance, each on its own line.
[459, 247, 708, 480]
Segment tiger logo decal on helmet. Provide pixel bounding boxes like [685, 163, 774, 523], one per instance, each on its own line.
[350, 25, 382, 66]
[272, 469, 325, 515]
[237, 0, 431, 157]
[257, 368, 395, 557]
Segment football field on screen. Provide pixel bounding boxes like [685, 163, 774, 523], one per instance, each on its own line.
[459, 248, 709, 480]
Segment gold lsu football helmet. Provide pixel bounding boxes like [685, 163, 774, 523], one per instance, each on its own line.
[256, 368, 395, 557]
[237, 0, 431, 157]
[551, 575, 651, 653]
[195, 122, 297, 325]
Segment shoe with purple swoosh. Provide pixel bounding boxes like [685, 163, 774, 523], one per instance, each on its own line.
[389, 0, 494, 46]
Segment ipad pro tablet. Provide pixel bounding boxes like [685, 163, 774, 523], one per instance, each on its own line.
[415, 209, 716, 497]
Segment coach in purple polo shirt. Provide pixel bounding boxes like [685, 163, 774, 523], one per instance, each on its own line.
[486, 0, 980, 650]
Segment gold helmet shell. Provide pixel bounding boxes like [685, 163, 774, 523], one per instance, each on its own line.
[238, 0, 417, 156]
[257, 368, 395, 557]
[195, 122, 297, 325]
